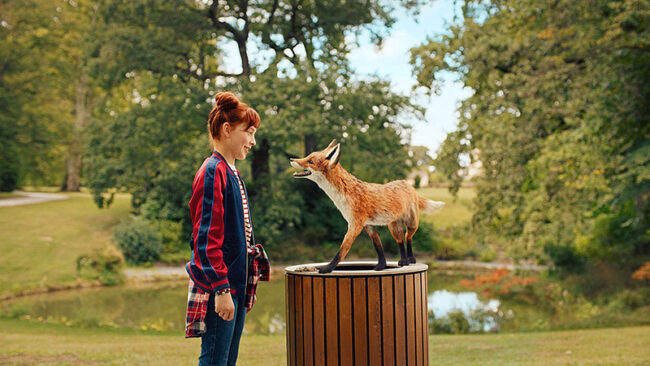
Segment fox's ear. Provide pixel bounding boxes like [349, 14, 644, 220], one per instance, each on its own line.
[327, 143, 341, 168]
[326, 139, 337, 149]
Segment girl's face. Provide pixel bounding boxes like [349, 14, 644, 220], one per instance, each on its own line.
[225, 122, 257, 161]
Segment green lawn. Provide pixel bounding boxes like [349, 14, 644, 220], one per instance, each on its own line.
[417, 186, 475, 229]
[0, 318, 647, 365]
[0, 192, 131, 297]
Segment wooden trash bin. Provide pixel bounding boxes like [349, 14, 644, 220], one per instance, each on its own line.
[285, 261, 429, 366]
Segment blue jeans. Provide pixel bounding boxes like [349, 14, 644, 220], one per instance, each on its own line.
[199, 291, 246, 366]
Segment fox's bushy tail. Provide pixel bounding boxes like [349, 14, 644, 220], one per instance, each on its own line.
[418, 196, 445, 214]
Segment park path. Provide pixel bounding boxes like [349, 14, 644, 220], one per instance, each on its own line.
[123, 260, 548, 280]
[0, 191, 68, 207]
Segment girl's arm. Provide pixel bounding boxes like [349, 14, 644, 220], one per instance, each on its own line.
[192, 160, 230, 292]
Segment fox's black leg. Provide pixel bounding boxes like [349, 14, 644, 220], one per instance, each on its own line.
[318, 251, 340, 274]
[318, 225, 363, 273]
[406, 239, 416, 264]
[406, 225, 419, 264]
[388, 221, 409, 267]
[364, 225, 386, 271]
[397, 243, 409, 267]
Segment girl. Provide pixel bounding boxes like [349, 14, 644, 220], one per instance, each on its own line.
[185, 92, 269, 366]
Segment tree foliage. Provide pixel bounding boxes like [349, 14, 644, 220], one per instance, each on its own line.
[0, 0, 103, 191]
[85, 0, 427, 257]
[411, 0, 650, 268]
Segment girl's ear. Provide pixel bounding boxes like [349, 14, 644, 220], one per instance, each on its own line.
[221, 122, 231, 137]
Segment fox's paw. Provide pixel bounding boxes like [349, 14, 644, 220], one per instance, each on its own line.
[408, 256, 416, 264]
[398, 258, 409, 267]
[374, 262, 387, 271]
[318, 265, 334, 274]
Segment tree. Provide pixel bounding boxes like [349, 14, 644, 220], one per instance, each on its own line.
[85, 0, 427, 255]
[0, 0, 102, 191]
[0, 1, 69, 189]
[411, 0, 650, 268]
[92, 0, 424, 179]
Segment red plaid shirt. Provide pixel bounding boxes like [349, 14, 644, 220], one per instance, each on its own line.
[185, 243, 270, 338]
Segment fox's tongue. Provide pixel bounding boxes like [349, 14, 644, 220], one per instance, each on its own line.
[293, 170, 311, 177]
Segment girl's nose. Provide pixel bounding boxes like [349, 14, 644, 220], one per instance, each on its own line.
[251, 136, 256, 146]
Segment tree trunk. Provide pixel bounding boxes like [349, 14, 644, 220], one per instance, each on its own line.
[304, 134, 318, 155]
[251, 137, 270, 181]
[63, 74, 89, 192]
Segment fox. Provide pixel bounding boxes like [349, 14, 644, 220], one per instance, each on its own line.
[290, 139, 445, 273]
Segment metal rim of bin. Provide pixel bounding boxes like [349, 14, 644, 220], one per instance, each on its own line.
[285, 261, 428, 276]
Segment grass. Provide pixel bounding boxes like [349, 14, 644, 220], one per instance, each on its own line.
[0, 192, 131, 297]
[0, 318, 647, 365]
[416, 186, 480, 259]
[417, 186, 475, 229]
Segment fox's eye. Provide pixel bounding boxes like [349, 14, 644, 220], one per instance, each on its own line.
[308, 159, 314, 164]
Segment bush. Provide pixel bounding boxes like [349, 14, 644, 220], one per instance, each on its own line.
[149, 219, 186, 264]
[113, 216, 162, 264]
[411, 222, 438, 253]
[544, 243, 586, 273]
[76, 245, 125, 285]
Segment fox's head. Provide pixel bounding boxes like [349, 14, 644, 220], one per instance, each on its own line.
[290, 139, 341, 180]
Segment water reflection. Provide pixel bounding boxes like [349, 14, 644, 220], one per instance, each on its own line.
[1, 279, 287, 335]
[428, 290, 502, 332]
[1, 273, 532, 335]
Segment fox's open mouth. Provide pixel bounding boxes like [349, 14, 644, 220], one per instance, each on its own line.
[293, 170, 311, 177]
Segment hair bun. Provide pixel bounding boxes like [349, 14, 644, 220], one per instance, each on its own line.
[214, 92, 239, 112]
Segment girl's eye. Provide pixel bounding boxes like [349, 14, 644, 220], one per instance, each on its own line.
[308, 159, 314, 164]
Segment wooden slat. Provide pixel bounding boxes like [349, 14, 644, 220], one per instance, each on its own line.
[414, 273, 423, 366]
[367, 276, 382, 366]
[325, 278, 339, 365]
[295, 276, 304, 366]
[381, 276, 395, 366]
[313, 277, 325, 366]
[394, 275, 406, 364]
[303, 277, 314, 366]
[353, 277, 368, 366]
[287, 275, 295, 366]
[422, 272, 429, 365]
[405, 274, 416, 366]
[338, 278, 353, 366]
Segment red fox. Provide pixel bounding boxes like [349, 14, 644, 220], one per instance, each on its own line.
[290, 140, 444, 273]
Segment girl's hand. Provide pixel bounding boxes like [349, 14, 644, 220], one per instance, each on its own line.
[215, 292, 235, 321]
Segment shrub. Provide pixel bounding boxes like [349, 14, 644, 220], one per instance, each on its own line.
[544, 243, 586, 273]
[150, 219, 186, 264]
[113, 216, 162, 264]
[411, 222, 438, 253]
[76, 245, 125, 285]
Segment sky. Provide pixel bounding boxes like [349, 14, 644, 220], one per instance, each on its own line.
[347, 1, 473, 155]
[220, 1, 473, 155]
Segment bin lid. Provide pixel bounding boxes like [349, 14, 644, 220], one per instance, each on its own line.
[284, 261, 428, 277]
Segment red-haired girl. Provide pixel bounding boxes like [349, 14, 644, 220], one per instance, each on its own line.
[185, 92, 269, 366]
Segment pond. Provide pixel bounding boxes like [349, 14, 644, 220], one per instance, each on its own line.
[0, 270, 548, 335]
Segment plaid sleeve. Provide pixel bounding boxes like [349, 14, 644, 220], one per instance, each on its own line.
[245, 243, 271, 311]
[185, 279, 211, 338]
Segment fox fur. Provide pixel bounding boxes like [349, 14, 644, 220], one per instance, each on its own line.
[290, 139, 444, 273]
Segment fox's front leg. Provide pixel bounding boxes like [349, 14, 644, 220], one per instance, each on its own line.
[319, 225, 363, 274]
[364, 225, 387, 271]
